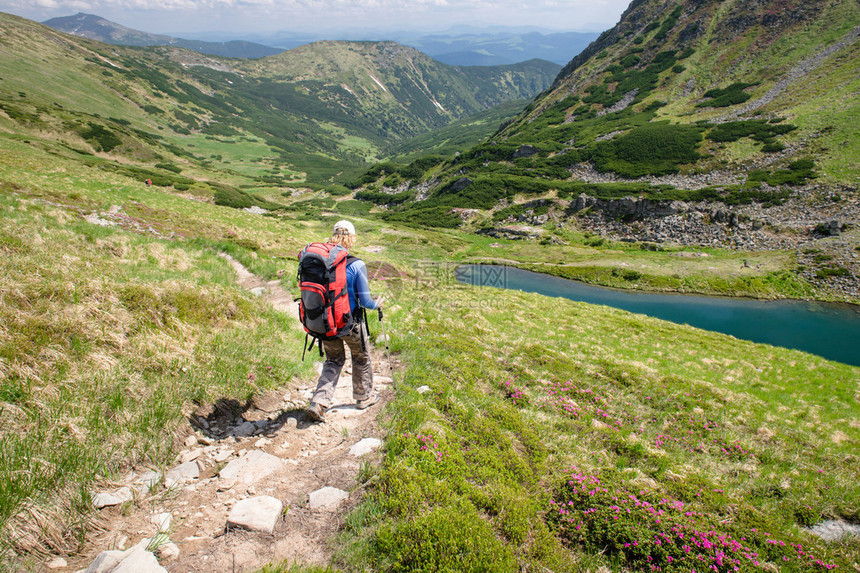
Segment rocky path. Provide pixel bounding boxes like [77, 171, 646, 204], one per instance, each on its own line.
[64, 256, 396, 573]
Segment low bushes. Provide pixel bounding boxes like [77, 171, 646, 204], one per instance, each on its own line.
[550, 469, 838, 572]
[382, 206, 462, 228]
[706, 119, 796, 151]
[355, 190, 413, 205]
[589, 123, 703, 177]
[79, 123, 123, 152]
[696, 82, 758, 108]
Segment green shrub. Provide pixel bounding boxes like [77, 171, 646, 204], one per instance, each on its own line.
[589, 123, 702, 177]
[213, 185, 254, 209]
[211, 183, 280, 210]
[155, 163, 182, 173]
[815, 267, 850, 279]
[373, 504, 518, 572]
[80, 123, 122, 152]
[325, 184, 352, 196]
[696, 82, 757, 108]
[621, 54, 641, 68]
[723, 187, 790, 206]
[355, 190, 413, 205]
[706, 120, 796, 149]
[762, 142, 785, 153]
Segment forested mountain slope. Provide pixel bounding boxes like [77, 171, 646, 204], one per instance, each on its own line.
[351, 0, 859, 296]
[0, 12, 559, 185]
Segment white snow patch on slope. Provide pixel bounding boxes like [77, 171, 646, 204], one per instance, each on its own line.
[368, 74, 388, 92]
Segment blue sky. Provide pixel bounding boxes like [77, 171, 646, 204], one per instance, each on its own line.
[1, 0, 632, 36]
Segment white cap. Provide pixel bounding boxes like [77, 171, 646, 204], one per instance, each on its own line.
[333, 220, 356, 235]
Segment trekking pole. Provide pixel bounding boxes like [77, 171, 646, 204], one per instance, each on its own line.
[377, 307, 394, 379]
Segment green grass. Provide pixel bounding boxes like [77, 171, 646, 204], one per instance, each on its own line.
[0, 44, 858, 570]
[0, 136, 321, 563]
[331, 280, 859, 571]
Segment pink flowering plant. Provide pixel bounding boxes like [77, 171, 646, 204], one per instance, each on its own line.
[501, 378, 529, 406]
[392, 431, 455, 476]
[549, 468, 837, 572]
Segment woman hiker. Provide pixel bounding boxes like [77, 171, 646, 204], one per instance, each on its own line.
[307, 220, 383, 422]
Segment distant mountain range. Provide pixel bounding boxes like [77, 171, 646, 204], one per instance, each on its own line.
[43, 13, 284, 58]
[43, 13, 598, 65]
[401, 30, 600, 66]
[1, 12, 559, 184]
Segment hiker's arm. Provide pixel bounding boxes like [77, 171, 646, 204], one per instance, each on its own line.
[353, 261, 379, 310]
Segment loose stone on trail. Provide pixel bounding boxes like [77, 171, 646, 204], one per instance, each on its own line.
[46, 557, 67, 569]
[151, 512, 171, 532]
[233, 420, 256, 437]
[92, 487, 133, 509]
[227, 496, 284, 534]
[308, 486, 349, 509]
[135, 470, 161, 489]
[84, 539, 167, 573]
[157, 542, 180, 561]
[179, 448, 203, 463]
[212, 447, 234, 462]
[165, 461, 200, 487]
[417, 385, 431, 394]
[349, 438, 382, 457]
[219, 451, 285, 485]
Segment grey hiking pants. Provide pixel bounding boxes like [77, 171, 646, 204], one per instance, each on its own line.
[311, 322, 373, 408]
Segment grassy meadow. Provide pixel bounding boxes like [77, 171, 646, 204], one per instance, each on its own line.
[335, 281, 860, 571]
[0, 136, 858, 571]
[0, 137, 316, 565]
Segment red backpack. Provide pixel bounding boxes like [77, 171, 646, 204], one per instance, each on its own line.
[297, 243, 356, 348]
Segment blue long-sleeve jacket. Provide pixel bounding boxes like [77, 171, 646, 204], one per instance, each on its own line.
[346, 259, 378, 314]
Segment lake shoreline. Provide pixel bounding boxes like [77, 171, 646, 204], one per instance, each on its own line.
[457, 264, 860, 367]
[461, 257, 860, 307]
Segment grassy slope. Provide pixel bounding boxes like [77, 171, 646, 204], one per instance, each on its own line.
[0, 136, 314, 565]
[346, 0, 858, 304]
[0, 13, 557, 186]
[513, 0, 859, 183]
[386, 99, 530, 162]
[333, 282, 860, 571]
[1, 134, 857, 571]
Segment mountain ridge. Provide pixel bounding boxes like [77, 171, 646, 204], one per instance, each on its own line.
[347, 0, 859, 296]
[0, 12, 559, 184]
[43, 12, 600, 66]
[43, 12, 284, 59]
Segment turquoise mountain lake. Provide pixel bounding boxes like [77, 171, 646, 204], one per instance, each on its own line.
[456, 265, 860, 367]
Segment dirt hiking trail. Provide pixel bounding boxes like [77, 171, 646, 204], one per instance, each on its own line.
[63, 255, 397, 573]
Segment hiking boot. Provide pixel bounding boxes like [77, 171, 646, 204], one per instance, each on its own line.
[356, 393, 379, 410]
[307, 402, 325, 422]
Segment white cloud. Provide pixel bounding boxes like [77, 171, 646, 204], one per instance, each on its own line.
[1, 0, 629, 33]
